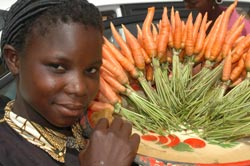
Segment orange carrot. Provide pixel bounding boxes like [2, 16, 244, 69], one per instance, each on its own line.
[181, 21, 187, 49]
[166, 47, 173, 63]
[102, 59, 129, 85]
[103, 36, 138, 77]
[221, 22, 245, 58]
[170, 6, 175, 31]
[99, 77, 120, 105]
[96, 91, 110, 103]
[194, 12, 208, 54]
[110, 22, 135, 64]
[233, 36, 245, 47]
[192, 12, 202, 44]
[168, 7, 175, 48]
[229, 74, 245, 88]
[230, 57, 245, 82]
[226, 15, 244, 37]
[205, 20, 212, 31]
[194, 22, 211, 63]
[185, 13, 194, 56]
[168, 26, 174, 48]
[100, 68, 126, 93]
[244, 48, 250, 72]
[141, 47, 151, 64]
[146, 64, 154, 81]
[159, 52, 168, 63]
[178, 49, 186, 62]
[122, 24, 146, 70]
[204, 13, 224, 61]
[222, 53, 232, 82]
[157, 6, 170, 59]
[210, 0, 238, 60]
[102, 44, 124, 72]
[173, 11, 182, 50]
[152, 23, 158, 45]
[142, 6, 157, 57]
[89, 100, 114, 112]
[101, 64, 115, 78]
[136, 24, 144, 47]
[231, 34, 250, 63]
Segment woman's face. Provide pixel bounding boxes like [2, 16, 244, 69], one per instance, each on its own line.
[17, 23, 103, 127]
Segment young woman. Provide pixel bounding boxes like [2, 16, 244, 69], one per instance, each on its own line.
[0, 0, 140, 165]
[183, 0, 250, 35]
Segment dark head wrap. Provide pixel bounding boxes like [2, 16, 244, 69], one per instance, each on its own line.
[1, 0, 101, 67]
[1, 0, 68, 53]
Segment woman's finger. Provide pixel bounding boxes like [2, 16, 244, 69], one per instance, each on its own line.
[120, 120, 133, 138]
[94, 118, 109, 130]
[108, 116, 123, 131]
[129, 133, 141, 152]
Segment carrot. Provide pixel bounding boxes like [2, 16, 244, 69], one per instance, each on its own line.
[229, 74, 245, 88]
[100, 65, 115, 77]
[152, 23, 158, 45]
[102, 44, 124, 72]
[173, 11, 182, 50]
[157, 7, 170, 59]
[226, 15, 244, 37]
[142, 6, 157, 57]
[204, 13, 224, 61]
[170, 6, 175, 31]
[99, 77, 120, 105]
[244, 48, 250, 72]
[222, 53, 232, 82]
[122, 24, 146, 70]
[100, 68, 126, 93]
[168, 7, 175, 48]
[178, 49, 186, 62]
[215, 52, 223, 63]
[205, 20, 212, 31]
[185, 13, 194, 56]
[110, 22, 135, 64]
[103, 36, 138, 77]
[95, 91, 110, 103]
[230, 57, 245, 82]
[136, 24, 144, 47]
[168, 26, 174, 48]
[194, 24, 211, 63]
[102, 59, 129, 85]
[181, 20, 187, 49]
[88, 100, 114, 112]
[146, 64, 154, 81]
[210, 0, 238, 60]
[192, 12, 202, 44]
[194, 12, 208, 54]
[231, 34, 250, 63]
[233, 36, 245, 47]
[159, 52, 168, 63]
[141, 47, 151, 64]
[166, 46, 173, 63]
[221, 22, 245, 58]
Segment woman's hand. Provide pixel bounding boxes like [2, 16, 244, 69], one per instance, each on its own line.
[79, 117, 140, 166]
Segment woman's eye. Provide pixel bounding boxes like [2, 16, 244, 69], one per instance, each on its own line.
[86, 67, 99, 75]
[49, 64, 65, 72]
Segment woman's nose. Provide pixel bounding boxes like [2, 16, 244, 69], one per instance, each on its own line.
[64, 73, 87, 97]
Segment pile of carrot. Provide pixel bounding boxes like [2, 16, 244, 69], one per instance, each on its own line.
[89, 0, 250, 142]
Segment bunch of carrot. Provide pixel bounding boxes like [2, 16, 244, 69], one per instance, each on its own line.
[89, 0, 250, 142]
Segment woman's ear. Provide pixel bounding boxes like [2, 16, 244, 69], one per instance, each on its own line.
[3, 44, 20, 75]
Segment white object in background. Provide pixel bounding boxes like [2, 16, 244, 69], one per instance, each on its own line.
[0, 0, 17, 10]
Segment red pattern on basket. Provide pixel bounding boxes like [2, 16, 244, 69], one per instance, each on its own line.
[141, 133, 206, 149]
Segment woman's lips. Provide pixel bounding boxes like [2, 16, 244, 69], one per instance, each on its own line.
[55, 102, 85, 117]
